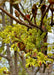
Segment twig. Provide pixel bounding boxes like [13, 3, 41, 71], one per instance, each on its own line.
[0, 54, 10, 60]
[20, 3, 24, 11]
[13, 4, 44, 32]
[0, 6, 44, 32]
[14, 51, 18, 75]
[0, 7, 33, 28]
[33, 67, 40, 75]
[42, 4, 51, 19]
[40, 4, 51, 28]
[18, 52, 32, 75]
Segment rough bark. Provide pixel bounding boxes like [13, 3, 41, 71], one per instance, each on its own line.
[2, 4, 5, 27]
[10, 4, 13, 25]
[6, 44, 16, 75]
[14, 51, 18, 75]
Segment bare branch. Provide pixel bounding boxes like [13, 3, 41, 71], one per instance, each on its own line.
[0, 54, 9, 60]
[10, 4, 13, 26]
[0, 6, 44, 32]
[18, 52, 32, 75]
[40, 4, 51, 28]
[13, 4, 34, 25]
[42, 4, 51, 19]
[33, 67, 40, 75]
[13, 4, 44, 32]
[0, 7, 33, 28]
[2, 4, 5, 27]
[19, 3, 24, 11]
[14, 51, 18, 75]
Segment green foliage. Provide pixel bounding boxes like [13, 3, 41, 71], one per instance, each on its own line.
[0, 67, 8, 75]
[48, 53, 53, 57]
[0, 0, 53, 70]
[0, 23, 53, 68]
[48, 46, 51, 51]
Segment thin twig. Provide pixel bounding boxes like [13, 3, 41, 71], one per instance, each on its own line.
[40, 4, 51, 28]
[0, 54, 10, 60]
[0, 7, 33, 28]
[13, 4, 43, 32]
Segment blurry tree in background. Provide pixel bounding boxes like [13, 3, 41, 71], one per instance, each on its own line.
[0, 0, 54, 75]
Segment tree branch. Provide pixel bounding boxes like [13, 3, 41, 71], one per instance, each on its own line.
[19, 3, 24, 11]
[42, 4, 51, 20]
[0, 6, 43, 32]
[0, 7, 33, 29]
[13, 4, 34, 25]
[0, 54, 10, 60]
[40, 4, 51, 28]
[33, 67, 40, 75]
[13, 4, 44, 32]
[18, 52, 32, 75]
[14, 51, 18, 75]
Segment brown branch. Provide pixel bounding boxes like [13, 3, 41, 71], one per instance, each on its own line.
[34, 17, 36, 25]
[42, 4, 51, 19]
[51, 9, 53, 26]
[14, 51, 18, 75]
[2, 4, 5, 27]
[0, 54, 10, 60]
[0, 6, 43, 32]
[13, 4, 44, 32]
[13, 4, 34, 25]
[20, 3, 24, 11]
[0, 7, 33, 29]
[10, 4, 13, 26]
[33, 67, 40, 75]
[40, 4, 51, 28]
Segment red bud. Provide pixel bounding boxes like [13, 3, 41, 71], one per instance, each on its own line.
[24, 15, 30, 20]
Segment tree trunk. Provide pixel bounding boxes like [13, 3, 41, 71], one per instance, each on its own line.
[10, 4, 13, 26]
[2, 4, 5, 27]
[14, 51, 18, 75]
[6, 44, 16, 75]
[9, 59, 16, 75]
[40, 0, 43, 4]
